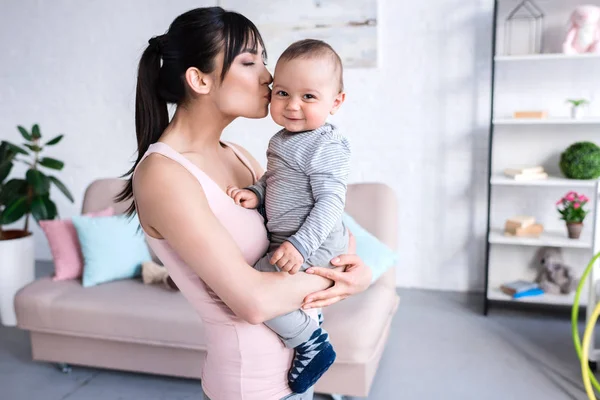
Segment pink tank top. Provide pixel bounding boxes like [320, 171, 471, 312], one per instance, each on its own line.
[134, 141, 315, 400]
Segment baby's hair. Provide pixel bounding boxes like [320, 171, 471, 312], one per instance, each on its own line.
[278, 39, 344, 93]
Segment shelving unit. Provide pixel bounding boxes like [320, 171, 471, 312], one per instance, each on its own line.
[488, 228, 593, 249]
[493, 118, 600, 125]
[495, 53, 600, 62]
[484, 0, 600, 325]
[487, 288, 584, 306]
[490, 175, 598, 188]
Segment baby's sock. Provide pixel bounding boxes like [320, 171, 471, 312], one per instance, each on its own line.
[288, 327, 336, 394]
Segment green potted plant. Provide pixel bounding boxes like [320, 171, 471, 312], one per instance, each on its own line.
[556, 191, 589, 239]
[559, 141, 600, 180]
[0, 124, 73, 326]
[566, 98, 589, 119]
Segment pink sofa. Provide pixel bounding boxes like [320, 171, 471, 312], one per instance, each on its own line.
[15, 178, 399, 398]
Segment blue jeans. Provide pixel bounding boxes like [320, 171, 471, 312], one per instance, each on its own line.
[201, 386, 314, 399]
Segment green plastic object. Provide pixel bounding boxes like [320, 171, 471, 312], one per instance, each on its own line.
[572, 251, 600, 394]
[560, 142, 600, 180]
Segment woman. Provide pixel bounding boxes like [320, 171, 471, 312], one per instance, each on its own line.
[118, 7, 372, 400]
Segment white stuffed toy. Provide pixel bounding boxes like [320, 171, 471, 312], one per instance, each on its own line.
[563, 5, 600, 54]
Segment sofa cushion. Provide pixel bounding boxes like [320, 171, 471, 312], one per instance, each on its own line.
[16, 276, 398, 364]
[15, 278, 206, 349]
[39, 207, 115, 282]
[72, 214, 152, 287]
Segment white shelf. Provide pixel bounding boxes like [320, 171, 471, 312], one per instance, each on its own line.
[495, 53, 600, 62]
[491, 175, 599, 188]
[488, 228, 592, 249]
[487, 288, 584, 306]
[493, 118, 600, 125]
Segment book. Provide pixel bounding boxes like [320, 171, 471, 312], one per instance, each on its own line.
[513, 110, 547, 119]
[504, 166, 544, 176]
[505, 215, 535, 231]
[504, 171, 548, 181]
[513, 287, 544, 299]
[504, 223, 544, 237]
[500, 280, 539, 296]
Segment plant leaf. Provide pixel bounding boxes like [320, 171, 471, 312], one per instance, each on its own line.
[45, 135, 63, 146]
[17, 126, 32, 141]
[24, 144, 43, 152]
[43, 196, 58, 220]
[0, 179, 27, 205]
[30, 195, 50, 222]
[0, 196, 29, 225]
[4, 142, 29, 156]
[31, 124, 41, 139]
[39, 157, 64, 170]
[48, 176, 74, 202]
[26, 169, 50, 195]
[0, 162, 12, 183]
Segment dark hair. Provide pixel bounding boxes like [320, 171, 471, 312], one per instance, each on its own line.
[278, 39, 344, 92]
[116, 7, 266, 216]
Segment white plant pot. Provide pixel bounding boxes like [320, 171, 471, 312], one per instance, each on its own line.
[571, 106, 583, 119]
[0, 232, 35, 326]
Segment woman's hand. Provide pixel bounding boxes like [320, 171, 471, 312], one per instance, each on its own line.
[301, 254, 372, 309]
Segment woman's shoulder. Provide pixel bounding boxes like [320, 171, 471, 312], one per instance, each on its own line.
[225, 142, 265, 177]
[134, 152, 183, 190]
[133, 152, 208, 216]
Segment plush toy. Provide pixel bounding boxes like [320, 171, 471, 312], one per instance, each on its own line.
[141, 261, 179, 291]
[563, 5, 600, 54]
[535, 247, 578, 294]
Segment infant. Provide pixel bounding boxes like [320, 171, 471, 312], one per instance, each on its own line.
[227, 39, 350, 394]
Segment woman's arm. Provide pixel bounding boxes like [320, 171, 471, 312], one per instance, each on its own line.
[227, 143, 374, 310]
[134, 154, 333, 324]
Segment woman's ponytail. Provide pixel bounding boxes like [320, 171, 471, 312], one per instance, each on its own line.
[116, 37, 169, 216]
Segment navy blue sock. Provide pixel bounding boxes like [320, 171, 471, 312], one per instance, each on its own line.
[288, 327, 336, 394]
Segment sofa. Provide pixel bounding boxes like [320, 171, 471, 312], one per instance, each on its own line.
[14, 178, 400, 398]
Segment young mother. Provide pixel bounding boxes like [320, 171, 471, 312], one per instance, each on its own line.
[118, 7, 372, 400]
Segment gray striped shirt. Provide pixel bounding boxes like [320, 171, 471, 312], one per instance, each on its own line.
[247, 123, 351, 261]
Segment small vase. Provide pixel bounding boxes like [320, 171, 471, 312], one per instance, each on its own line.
[571, 106, 583, 119]
[566, 222, 583, 239]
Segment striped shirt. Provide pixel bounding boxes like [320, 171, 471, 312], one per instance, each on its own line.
[247, 123, 351, 261]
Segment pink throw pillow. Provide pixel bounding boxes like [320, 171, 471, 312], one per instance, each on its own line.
[39, 207, 115, 281]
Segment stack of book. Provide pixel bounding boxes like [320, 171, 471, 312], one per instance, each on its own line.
[504, 215, 544, 237]
[503, 166, 548, 181]
[500, 280, 544, 299]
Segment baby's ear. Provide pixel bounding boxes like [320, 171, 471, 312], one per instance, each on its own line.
[330, 92, 346, 115]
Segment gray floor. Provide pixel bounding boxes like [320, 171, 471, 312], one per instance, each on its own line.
[0, 263, 595, 399]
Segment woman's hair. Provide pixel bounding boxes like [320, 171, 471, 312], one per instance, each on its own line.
[116, 7, 266, 216]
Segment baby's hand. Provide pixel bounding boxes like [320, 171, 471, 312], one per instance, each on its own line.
[226, 185, 259, 209]
[270, 242, 304, 274]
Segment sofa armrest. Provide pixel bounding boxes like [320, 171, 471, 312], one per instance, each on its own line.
[81, 178, 130, 215]
[345, 183, 398, 289]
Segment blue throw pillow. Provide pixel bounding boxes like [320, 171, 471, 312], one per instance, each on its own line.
[72, 213, 151, 287]
[342, 213, 399, 283]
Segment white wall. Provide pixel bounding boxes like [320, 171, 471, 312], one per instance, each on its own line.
[0, 0, 496, 291]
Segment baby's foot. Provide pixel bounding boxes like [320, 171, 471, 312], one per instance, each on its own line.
[288, 327, 336, 394]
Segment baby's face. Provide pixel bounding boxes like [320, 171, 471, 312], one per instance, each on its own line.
[270, 57, 344, 132]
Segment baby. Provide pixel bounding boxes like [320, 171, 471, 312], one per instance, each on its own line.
[227, 39, 350, 394]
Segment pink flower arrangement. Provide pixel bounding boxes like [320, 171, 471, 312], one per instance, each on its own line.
[556, 191, 590, 223]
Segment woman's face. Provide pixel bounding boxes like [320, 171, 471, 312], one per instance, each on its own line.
[212, 43, 273, 119]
